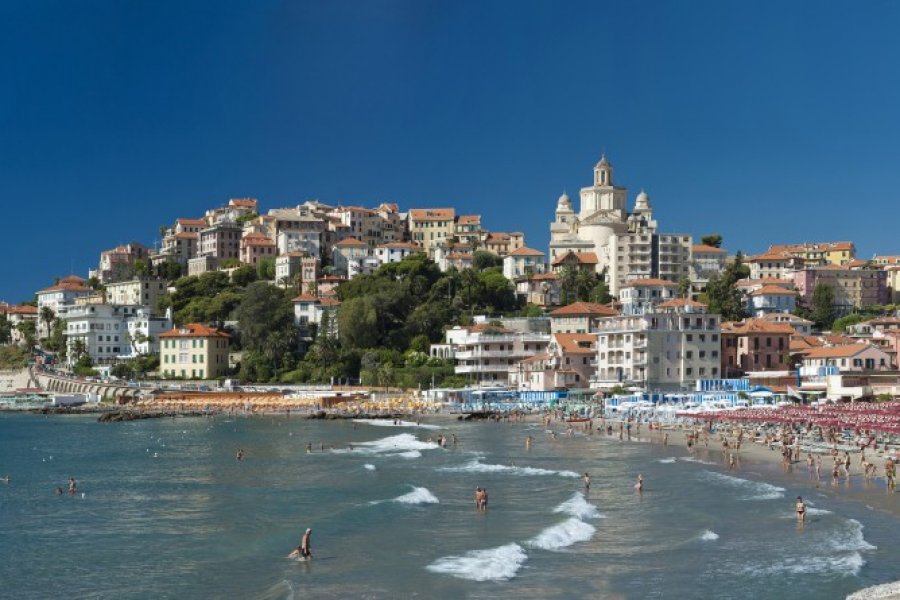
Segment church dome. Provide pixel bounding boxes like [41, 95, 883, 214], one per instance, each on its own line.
[635, 189, 651, 211]
[557, 192, 571, 208]
[595, 154, 610, 168]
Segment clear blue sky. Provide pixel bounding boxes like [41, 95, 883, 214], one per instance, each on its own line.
[2, 1, 899, 302]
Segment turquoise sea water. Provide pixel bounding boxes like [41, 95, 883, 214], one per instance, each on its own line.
[1, 413, 898, 599]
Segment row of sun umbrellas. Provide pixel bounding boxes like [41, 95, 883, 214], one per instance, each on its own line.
[678, 401, 900, 434]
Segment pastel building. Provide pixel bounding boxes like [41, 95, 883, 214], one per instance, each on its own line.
[746, 284, 799, 317]
[793, 267, 888, 314]
[502, 247, 546, 280]
[159, 323, 231, 379]
[720, 318, 794, 376]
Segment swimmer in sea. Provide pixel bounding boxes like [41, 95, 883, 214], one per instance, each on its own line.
[236, 449, 244, 461]
[289, 528, 313, 559]
[68, 477, 77, 496]
[305, 443, 312, 454]
[795, 496, 806, 523]
[55, 486, 63, 496]
[635, 474, 643, 494]
[583, 472, 591, 492]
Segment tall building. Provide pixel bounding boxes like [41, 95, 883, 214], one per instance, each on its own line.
[549, 155, 692, 296]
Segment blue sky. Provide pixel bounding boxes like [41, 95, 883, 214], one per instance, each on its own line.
[2, 1, 899, 302]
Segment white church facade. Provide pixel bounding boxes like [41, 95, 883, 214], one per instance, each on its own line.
[549, 155, 693, 297]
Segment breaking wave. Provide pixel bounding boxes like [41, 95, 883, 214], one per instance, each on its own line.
[699, 471, 785, 501]
[526, 518, 596, 551]
[699, 530, 719, 541]
[440, 458, 579, 478]
[426, 543, 527, 581]
[553, 492, 603, 520]
[353, 419, 440, 430]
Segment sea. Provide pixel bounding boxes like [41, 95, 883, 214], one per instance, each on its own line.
[1, 412, 898, 599]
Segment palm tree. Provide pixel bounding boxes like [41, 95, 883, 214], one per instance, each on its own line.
[39, 306, 55, 339]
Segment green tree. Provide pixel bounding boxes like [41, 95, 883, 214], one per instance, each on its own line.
[235, 212, 259, 226]
[574, 269, 597, 302]
[559, 266, 578, 305]
[157, 260, 182, 281]
[43, 319, 67, 356]
[338, 296, 380, 349]
[700, 234, 723, 248]
[0, 314, 11, 345]
[16, 320, 36, 349]
[831, 313, 868, 333]
[256, 257, 276, 280]
[220, 258, 241, 269]
[39, 306, 55, 338]
[133, 259, 149, 277]
[472, 250, 502, 271]
[705, 257, 748, 322]
[231, 265, 258, 287]
[235, 282, 297, 376]
[811, 283, 836, 331]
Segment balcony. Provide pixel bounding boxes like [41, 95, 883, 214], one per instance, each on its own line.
[455, 365, 511, 374]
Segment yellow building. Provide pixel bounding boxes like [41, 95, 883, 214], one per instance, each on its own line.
[408, 208, 455, 256]
[768, 241, 855, 266]
[159, 323, 231, 379]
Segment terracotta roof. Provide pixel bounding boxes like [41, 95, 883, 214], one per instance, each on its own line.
[873, 256, 900, 265]
[529, 272, 559, 281]
[745, 252, 795, 262]
[38, 282, 92, 294]
[790, 336, 823, 352]
[457, 215, 481, 225]
[550, 302, 619, 317]
[821, 335, 857, 346]
[760, 313, 812, 325]
[318, 275, 346, 282]
[177, 218, 207, 226]
[229, 198, 258, 208]
[770, 241, 854, 253]
[508, 247, 545, 257]
[692, 244, 726, 253]
[59, 275, 86, 284]
[173, 232, 198, 240]
[518, 352, 553, 365]
[0, 304, 37, 316]
[334, 237, 367, 247]
[657, 298, 707, 309]
[292, 294, 319, 303]
[551, 251, 598, 266]
[377, 242, 420, 251]
[242, 233, 275, 247]
[485, 232, 511, 242]
[159, 323, 231, 339]
[749, 285, 799, 297]
[335, 205, 375, 214]
[409, 208, 455, 221]
[623, 278, 677, 287]
[721, 318, 795, 335]
[553, 333, 597, 354]
[803, 343, 880, 359]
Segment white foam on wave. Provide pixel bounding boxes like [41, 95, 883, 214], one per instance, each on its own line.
[364, 464, 376, 471]
[745, 553, 865, 576]
[553, 492, 603, 520]
[658, 457, 676, 464]
[829, 518, 877, 552]
[440, 458, 579, 478]
[337, 433, 439, 456]
[679, 456, 716, 465]
[353, 419, 440, 430]
[699, 470, 785, 501]
[699, 530, 719, 541]
[426, 543, 527, 581]
[393, 486, 439, 505]
[526, 518, 596, 551]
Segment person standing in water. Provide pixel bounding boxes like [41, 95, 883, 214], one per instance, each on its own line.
[583, 472, 591, 492]
[68, 477, 77, 496]
[795, 496, 806, 524]
[289, 528, 313, 559]
[635, 474, 643, 494]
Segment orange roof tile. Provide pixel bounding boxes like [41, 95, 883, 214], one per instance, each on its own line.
[749, 285, 799, 296]
[803, 343, 880, 359]
[623, 278, 677, 287]
[229, 198, 258, 208]
[657, 298, 708, 309]
[409, 208, 455, 221]
[457, 215, 481, 225]
[508, 247, 545, 257]
[159, 323, 230, 339]
[721, 318, 795, 335]
[334, 237, 367, 247]
[551, 251, 598, 266]
[550, 302, 618, 317]
[292, 294, 319, 302]
[176, 218, 207, 226]
[692, 244, 726, 253]
[173, 232, 198, 240]
[553, 333, 597, 354]
[378, 242, 420, 250]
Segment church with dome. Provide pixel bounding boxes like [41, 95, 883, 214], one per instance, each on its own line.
[549, 154, 693, 296]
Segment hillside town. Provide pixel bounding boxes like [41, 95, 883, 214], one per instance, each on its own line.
[2, 153, 899, 406]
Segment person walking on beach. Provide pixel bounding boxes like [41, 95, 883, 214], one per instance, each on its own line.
[795, 496, 806, 524]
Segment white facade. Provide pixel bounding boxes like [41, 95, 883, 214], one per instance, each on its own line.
[64, 304, 172, 367]
[104, 278, 168, 316]
[593, 302, 721, 391]
[746, 285, 798, 317]
[441, 325, 550, 386]
[374, 242, 420, 265]
[619, 279, 678, 315]
[502, 247, 546, 280]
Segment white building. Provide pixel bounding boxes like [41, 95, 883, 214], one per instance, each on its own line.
[593, 299, 722, 391]
[36, 276, 95, 332]
[691, 244, 727, 286]
[746, 284, 799, 317]
[292, 294, 341, 345]
[331, 238, 369, 278]
[104, 278, 168, 316]
[63, 304, 172, 367]
[549, 156, 692, 294]
[760, 312, 813, 335]
[438, 324, 550, 387]
[619, 278, 678, 315]
[374, 242, 421, 265]
[502, 247, 546, 281]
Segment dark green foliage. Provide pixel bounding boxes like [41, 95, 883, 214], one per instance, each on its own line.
[811, 283, 836, 331]
[0, 314, 11, 345]
[256, 257, 276, 281]
[704, 253, 749, 321]
[235, 282, 297, 377]
[231, 265, 258, 287]
[472, 251, 502, 271]
[157, 261, 182, 281]
[700, 234, 723, 248]
[0, 345, 28, 369]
